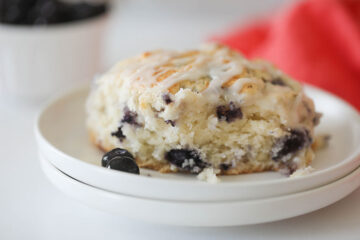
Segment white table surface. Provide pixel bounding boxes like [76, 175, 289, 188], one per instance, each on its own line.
[1, 0, 359, 239]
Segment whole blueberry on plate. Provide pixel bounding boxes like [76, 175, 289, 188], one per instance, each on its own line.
[101, 148, 134, 167]
[102, 148, 139, 174]
[106, 156, 140, 175]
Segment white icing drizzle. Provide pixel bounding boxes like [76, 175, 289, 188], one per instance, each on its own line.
[110, 44, 312, 127]
[116, 44, 252, 96]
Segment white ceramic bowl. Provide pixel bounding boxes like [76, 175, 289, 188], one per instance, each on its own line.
[0, 15, 107, 102]
[35, 85, 360, 202]
[40, 153, 360, 227]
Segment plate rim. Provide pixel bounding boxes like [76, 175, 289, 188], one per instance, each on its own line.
[35, 84, 360, 200]
[40, 152, 360, 226]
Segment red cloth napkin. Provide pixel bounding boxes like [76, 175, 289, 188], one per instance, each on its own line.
[214, 0, 360, 110]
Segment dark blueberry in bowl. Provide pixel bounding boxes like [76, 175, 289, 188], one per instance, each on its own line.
[106, 156, 140, 174]
[0, 0, 107, 25]
[165, 149, 209, 173]
[101, 148, 134, 167]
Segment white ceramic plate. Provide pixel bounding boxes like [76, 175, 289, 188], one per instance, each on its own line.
[40, 153, 360, 227]
[35, 85, 360, 201]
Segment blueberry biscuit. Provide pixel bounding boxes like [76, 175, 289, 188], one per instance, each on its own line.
[87, 44, 321, 175]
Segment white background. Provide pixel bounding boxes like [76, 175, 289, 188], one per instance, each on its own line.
[1, 0, 360, 239]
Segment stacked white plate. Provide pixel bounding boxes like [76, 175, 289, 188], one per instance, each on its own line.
[35, 85, 360, 227]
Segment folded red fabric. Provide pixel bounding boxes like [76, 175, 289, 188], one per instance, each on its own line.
[215, 0, 360, 110]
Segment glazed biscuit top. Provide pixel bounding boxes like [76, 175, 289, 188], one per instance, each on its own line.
[102, 44, 317, 129]
[111, 44, 301, 93]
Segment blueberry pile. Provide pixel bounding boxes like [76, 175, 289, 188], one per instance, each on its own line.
[0, 0, 107, 25]
[102, 148, 140, 174]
